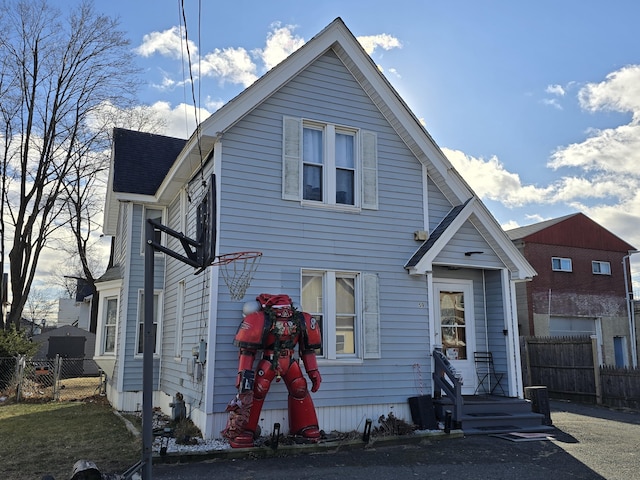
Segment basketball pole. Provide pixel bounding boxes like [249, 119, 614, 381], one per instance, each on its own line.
[140, 214, 211, 479]
[142, 220, 157, 480]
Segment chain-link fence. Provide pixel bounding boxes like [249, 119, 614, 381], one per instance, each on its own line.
[0, 355, 106, 402]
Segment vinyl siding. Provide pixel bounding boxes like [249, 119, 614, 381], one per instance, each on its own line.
[160, 180, 213, 405]
[154, 48, 517, 429]
[435, 220, 505, 269]
[210, 50, 431, 411]
[121, 203, 165, 391]
[427, 176, 454, 231]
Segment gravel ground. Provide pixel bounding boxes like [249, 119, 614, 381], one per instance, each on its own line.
[150, 400, 640, 480]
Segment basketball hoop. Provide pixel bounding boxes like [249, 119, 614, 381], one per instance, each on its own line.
[212, 251, 262, 301]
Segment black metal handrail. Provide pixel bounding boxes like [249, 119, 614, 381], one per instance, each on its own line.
[432, 348, 463, 423]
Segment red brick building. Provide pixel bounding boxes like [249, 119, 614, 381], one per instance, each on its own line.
[507, 213, 637, 367]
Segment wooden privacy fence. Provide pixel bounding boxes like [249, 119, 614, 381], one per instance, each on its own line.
[521, 336, 640, 410]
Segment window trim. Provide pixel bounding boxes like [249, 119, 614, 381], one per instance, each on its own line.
[94, 281, 122, 358]
[302, 269, 366, 363]
[283, 116, 378, 211]
[551, 256, 573, 272]
[302, 121, 359, 208]
[135, 289, 163, 357]
[102, 296, 119, 355]
[592, 260, 611, 275]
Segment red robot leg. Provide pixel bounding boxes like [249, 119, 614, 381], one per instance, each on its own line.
[285, 361, 321, 440]
[230, 359, 276, 448]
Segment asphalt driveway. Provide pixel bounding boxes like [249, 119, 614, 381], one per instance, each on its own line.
[153, 400, 640, 480]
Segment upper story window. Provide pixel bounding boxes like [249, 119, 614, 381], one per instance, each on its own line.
[592, 261, 611, 275]
[551, 257, 572, 272]
[283, 117, 378, 210]
[302, 124, 355, 205]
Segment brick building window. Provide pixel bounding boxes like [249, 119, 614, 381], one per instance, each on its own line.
[551, 257, 572, 272]
[592, 261, 611, 275]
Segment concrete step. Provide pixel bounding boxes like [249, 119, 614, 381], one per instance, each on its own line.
[434, 395, 553, 435]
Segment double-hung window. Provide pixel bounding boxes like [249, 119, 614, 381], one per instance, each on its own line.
[301, 270, 380, 361]
[283, 117, 377, 210]
[102, 297, 118, 355]
[551, 257, 572, 272]
[302, 125, 356, 205]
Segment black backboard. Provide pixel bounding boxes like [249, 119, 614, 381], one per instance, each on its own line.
[196, 174, 217, 267]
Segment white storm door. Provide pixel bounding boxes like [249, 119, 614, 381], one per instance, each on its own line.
[434, 280, 476, 394]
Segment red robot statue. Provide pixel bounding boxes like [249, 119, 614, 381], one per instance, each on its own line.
[222, 293, 322, 448]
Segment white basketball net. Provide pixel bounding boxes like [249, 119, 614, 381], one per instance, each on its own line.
[217, 252, 262, 301]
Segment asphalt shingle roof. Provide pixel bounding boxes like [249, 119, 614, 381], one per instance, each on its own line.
[112, 128, 186, 195]
[405, 199, 470, 268]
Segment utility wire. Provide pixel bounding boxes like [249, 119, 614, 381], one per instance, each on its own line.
[180, 0, 206, 189]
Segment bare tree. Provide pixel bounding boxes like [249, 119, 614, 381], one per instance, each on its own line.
[55, 104, 166, 333]
[0, 0, 140, 330]
[25, 287, 56, 333]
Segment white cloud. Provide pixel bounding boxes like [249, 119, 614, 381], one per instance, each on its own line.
[135, 26, 196, 60]
[254, 22, 305, 71]
[549, 123, 640, 176]
[148, 101, 211, 139]
[150, 72, 181, 92]
[541, 98, 563, 110]
[578, 65, 640, 123]
[388, 68, 401, 78]
[443, 148, 553, 207]
[444, 64, 640, 280]
[357, 34, 402, 55]
[199, 47, 258, 87]
[546, 84, 565, 96]
[204, 96, 225, 112]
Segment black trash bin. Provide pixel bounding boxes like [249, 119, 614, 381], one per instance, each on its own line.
[408, 394, 438, 430]
[525, 386, 552, 426]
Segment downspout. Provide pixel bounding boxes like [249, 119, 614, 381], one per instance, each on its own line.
[623, 251, 639, 368]
[482, 269, 488, 351]
[504, 269, 523, 398]
[426, 271, 437, 391]
[548, 288, 552, 329]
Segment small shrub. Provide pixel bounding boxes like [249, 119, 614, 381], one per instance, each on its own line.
[173, 418, 202, 445]
[374, 412, 416, 436]
[0, 327, 39, 357]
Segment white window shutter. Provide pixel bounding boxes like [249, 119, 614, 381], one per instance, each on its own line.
[283, 116, 302, 200]
[361, 130, 378, 210]
[362, 272, 381, 359]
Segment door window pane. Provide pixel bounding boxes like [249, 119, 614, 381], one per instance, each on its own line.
[440, 291, 467, 360]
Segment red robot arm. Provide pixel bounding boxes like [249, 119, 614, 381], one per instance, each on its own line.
[300, 312, 322, 350]
[236, 348, 256, 390]
[301, 350, 321, 392]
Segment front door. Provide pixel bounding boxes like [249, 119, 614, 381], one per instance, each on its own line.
[434, 280, 476, 394]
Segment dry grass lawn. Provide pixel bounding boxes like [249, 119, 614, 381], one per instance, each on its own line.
[0, 398, 140, 480]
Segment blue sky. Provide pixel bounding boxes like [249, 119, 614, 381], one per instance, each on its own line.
[89, 0, 640, 289]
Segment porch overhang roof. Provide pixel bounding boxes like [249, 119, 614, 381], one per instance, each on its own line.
[404, 197, 537, 281]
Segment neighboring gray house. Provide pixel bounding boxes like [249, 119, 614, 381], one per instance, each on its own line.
[97, 18, 536, 439]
